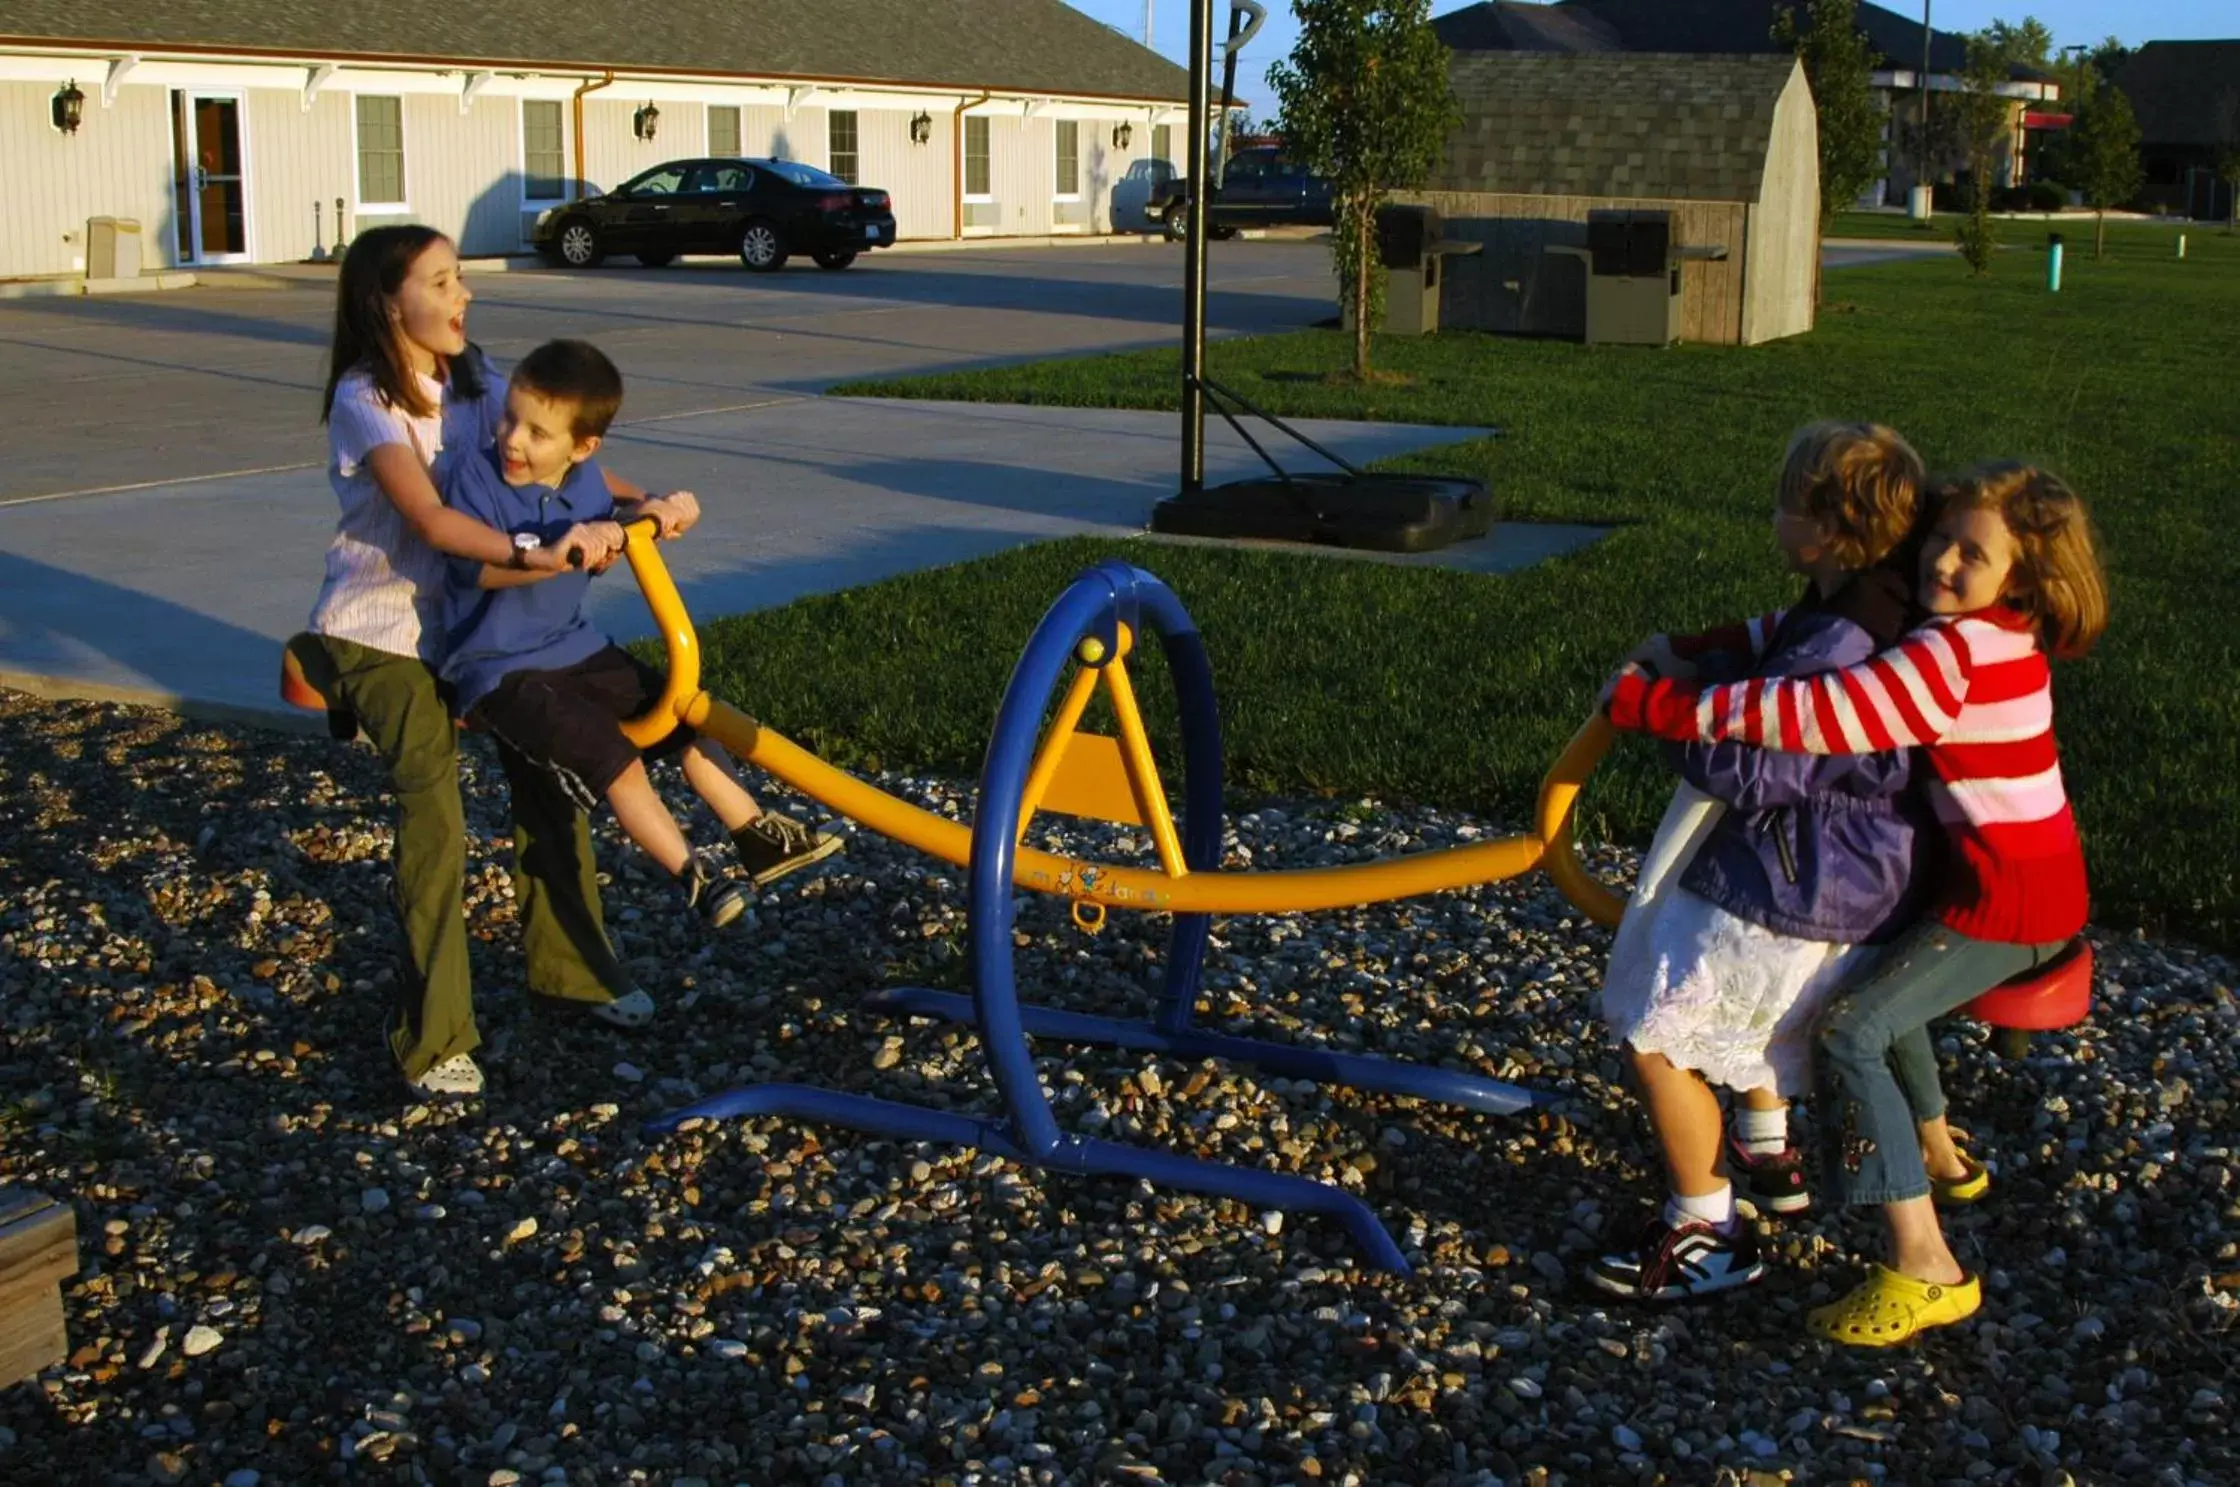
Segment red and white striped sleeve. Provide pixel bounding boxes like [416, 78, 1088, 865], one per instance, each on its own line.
[1608, 621, 1977, 753]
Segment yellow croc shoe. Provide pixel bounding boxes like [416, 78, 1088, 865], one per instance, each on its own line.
[1932, 1152, 1992, 1205]
[1808, 1266, 1981, 1348]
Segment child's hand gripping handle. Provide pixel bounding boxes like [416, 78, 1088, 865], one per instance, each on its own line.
[562, 515, 655, 570]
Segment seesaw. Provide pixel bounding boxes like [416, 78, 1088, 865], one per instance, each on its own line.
[280, 521, 2094, 1274]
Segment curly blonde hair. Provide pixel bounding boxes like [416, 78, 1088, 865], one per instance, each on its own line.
[1940, 462, 2109, 659]
[1778, 421, 1926, 570]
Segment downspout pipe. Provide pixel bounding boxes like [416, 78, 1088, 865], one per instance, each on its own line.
[953, 91, 990, 239]
[573, 70, 615, 200]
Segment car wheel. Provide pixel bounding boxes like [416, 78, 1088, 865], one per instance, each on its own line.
[1161, 202, 1187, 242]
[1210, 224, 1238, 241]
[636, 251, 677, 268]
[738, 221, 789, 272]
[556, 219, 604, 268]
[811, 250, 858, 271]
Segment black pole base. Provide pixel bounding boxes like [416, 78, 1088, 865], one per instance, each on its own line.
[1151, 472, 1494, 554]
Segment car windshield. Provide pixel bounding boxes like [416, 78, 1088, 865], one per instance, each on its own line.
[758, 160, 848, 189]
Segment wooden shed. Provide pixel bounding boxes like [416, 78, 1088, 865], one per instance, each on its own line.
[1399, 51, 1819, 346]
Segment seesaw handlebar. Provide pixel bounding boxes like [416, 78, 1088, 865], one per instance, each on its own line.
[611, 528, 1628, 926]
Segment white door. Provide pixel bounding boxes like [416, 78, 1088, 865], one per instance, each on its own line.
[173, 91, 252, 264]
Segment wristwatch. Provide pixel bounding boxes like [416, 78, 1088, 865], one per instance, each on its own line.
[510, 531, 542, 569]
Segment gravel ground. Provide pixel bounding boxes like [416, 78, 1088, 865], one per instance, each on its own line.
[1, 688, 2235, 1487]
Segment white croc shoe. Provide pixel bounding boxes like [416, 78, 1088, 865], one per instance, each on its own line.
[407, 1052, 485, 1098]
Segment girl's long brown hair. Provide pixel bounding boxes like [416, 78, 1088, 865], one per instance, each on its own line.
[1948, 462, 2109, 659]
[321, 225, 453, 424]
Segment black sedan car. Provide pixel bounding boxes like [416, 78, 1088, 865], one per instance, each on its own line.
[533, 157, 897, 271]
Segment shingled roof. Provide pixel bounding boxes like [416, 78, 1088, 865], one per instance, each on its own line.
[0, 0, 1190, 103]
[2115, 40, 2240, 148]
[1433, 0, 2050, 83]
[1428, 50, 1801, 202]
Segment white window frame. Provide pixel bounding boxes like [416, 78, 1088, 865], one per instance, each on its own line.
[352, 94, 409, 213]
[707, 103, 742, 158]
[963, 115, 993, 203]
[519, 98, 568, 207]
[1053, 119, 1081, 202]
[828, 109, 860, 184]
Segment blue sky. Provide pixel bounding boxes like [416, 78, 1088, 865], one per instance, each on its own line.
[1062, 1, 2236, 117]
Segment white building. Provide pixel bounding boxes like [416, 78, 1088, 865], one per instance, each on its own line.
[0, 0, 1193, 278]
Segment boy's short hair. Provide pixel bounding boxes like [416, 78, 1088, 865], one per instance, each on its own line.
[511, 339, 624, 441]
[1778, 421, 1925, 570]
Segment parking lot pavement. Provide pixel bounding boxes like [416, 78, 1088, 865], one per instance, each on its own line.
[0, 396, 1509, 718]
[0, 241, 1339, 503]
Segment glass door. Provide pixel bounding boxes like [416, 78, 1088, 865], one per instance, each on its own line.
[173, 91, 250, 262]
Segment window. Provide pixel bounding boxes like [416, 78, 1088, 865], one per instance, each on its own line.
[708, 104, 741, 158]
[689, 164, 754, 193]
[1152, 123, 1172, 164]
[522, 100, 565, 201]
[1054, 119, 1080, 198]
[620, 165, 688, 196]
[354, 95, 405, 207]
[829, 110, 859, 184]
[762, 160, 846, 188]
[964, 115, 991, 198]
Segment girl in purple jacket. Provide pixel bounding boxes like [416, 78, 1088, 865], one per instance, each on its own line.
[1587, 423, 1944, 1302]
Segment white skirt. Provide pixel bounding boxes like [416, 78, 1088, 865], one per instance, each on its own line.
[1597, 783, 1871, 1097]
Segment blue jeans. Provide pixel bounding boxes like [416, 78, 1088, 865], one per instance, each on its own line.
[1815, 922, 2069, 1206]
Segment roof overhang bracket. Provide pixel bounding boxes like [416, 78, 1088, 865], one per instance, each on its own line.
[1024, 98, 1051, 119]
[461, 70, 493, 114]
[102, 55, 138, 108]
[785, 86, 822, 120]
[303, 62, 337, 112]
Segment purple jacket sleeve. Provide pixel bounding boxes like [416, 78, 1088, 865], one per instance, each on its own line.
[1665, 610, 1910, 809]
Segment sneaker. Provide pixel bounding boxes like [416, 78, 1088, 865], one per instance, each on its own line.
[732, 812, 843, 888]
[1726, 1130, 1813, 1215]
[1586, 1215, 1764, 1302]
[677, 854, 749, 930]
[406, 1052, 485, 1098]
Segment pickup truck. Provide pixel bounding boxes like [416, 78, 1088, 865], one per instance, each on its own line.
[1145, 146, 1336, 241]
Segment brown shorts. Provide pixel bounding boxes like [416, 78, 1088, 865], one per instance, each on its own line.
[469, 645, 692, 810]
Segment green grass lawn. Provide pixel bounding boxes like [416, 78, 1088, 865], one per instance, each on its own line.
[701, 236, 2239, 949]
[1827, 208, 2225, 257]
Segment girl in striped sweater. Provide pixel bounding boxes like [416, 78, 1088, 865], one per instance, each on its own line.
[1603, 463, 2109, 1345]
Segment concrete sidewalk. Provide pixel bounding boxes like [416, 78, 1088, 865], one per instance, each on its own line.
[0, 398, 1591, 724]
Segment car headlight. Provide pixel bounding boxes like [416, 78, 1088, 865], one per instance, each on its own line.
[534, 208, 556, 229]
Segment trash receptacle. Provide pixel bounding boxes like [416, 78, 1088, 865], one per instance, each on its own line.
[1581, 210, 1680, 346]
[86, 217, 143, 280]
[1369, 203, 1481, 337]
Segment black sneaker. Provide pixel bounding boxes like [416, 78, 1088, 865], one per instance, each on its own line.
[676, 855, 748, 930]
[1726, 1130, 1813, 1215]
[1585, 1215, 1764, 1302]
[732, 811, 843, 888]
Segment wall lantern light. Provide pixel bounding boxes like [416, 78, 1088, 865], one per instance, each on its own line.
[53, 80, 85, 135]
[1113, 121, 1133, 150]
[909, 110, 932, 144]
[632, 101, 660, 141]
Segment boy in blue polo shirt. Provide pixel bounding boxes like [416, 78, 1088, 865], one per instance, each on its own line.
[441, 339, 840, 946]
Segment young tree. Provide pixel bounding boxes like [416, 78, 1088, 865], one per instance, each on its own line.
[1772, 0, 1881, 229]
[2068, 78, 2143, 258]
[1953, 33, 2010, 274]
[1268, 0, 1459, 379]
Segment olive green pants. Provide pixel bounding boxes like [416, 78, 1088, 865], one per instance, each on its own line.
[305, 637, 635, 1078]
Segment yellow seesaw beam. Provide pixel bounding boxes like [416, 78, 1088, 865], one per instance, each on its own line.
[615, 524, 1627, 925]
